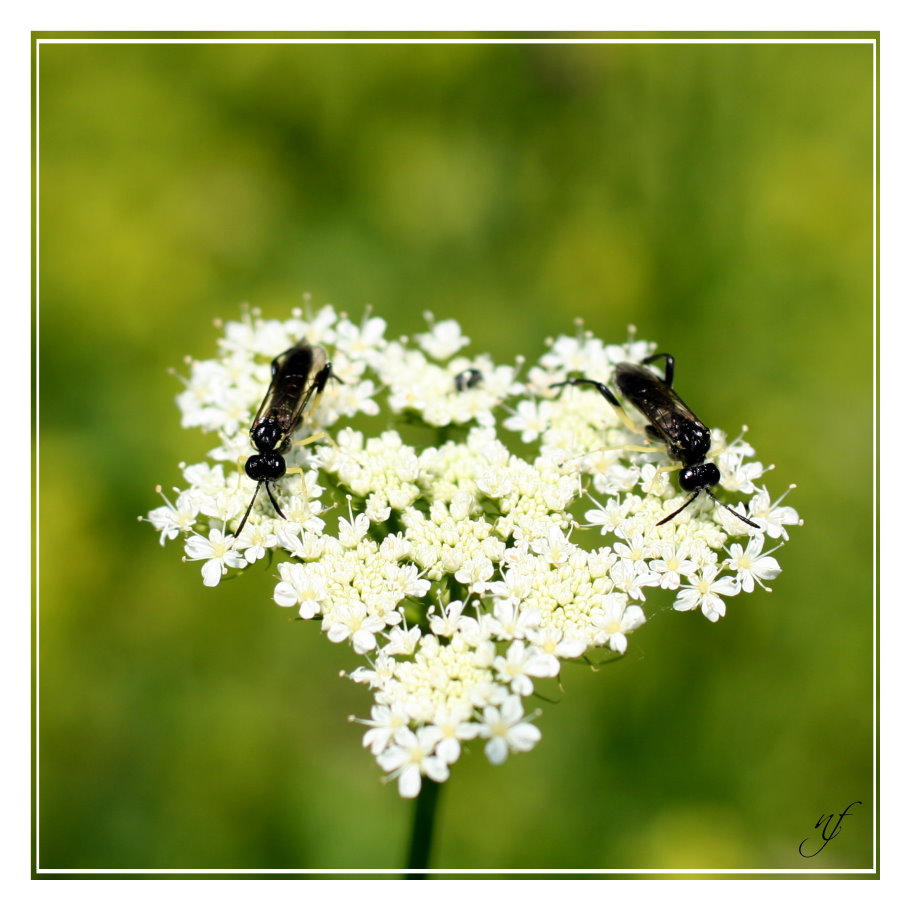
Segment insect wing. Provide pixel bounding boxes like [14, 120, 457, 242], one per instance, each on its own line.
[251, 343, 329, 440]
[614, 362, 706, 447]
[271, 344, 329, 435]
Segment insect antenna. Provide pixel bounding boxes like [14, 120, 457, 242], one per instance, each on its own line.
[234, 481, 263, 539]
[656, 491, 700, 526]
[263, 481, 287, 520]
[705, 490, 760, 529]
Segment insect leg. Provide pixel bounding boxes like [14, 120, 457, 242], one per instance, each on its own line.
[551, 377, 639, 433]
[286, 428, 340, 503]
[280, 465, 318, 515]
[290, 429, 338, 449]
[551, 377, 620, 406]
[558, 442, 666, 470]
[641, 352, 675, 387]
[608, 443, 666, 454]
[234, 456, 250, 494]
[313, 362, 333, 395]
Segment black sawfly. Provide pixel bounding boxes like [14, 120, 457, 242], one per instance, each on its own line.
[552, 352, 759, 528]
[234, 341, 333, 538]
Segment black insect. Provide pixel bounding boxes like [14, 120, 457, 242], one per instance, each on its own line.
[552, 352, 758, 528]
[234, 341, 333, 538]
[454, 368, 483, 392]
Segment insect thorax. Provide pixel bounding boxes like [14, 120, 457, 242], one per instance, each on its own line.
[674, 423, 711, 464]
[251, 417, 286, 454]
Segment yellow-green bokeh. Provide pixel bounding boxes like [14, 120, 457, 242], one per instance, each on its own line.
[37, 38, 874, 873]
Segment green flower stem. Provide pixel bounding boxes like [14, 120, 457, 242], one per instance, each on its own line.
[404, 778, 442, 878]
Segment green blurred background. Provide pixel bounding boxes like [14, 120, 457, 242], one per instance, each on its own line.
[37, 38, 874, 873]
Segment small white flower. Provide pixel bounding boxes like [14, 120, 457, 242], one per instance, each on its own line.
[591, 596, 646, 654]
[592, 463, 641, 496]
[610, 558, 660, 600]
[145, 488, 200, 544]
[396, 564, 432, 599]
[454, 554, 495, 590]
[432, 708, 481, 764]
[485, 570, 532, 609]
[365, 492, 392, 523]
[749, 486, 802, 540]
[493, 640, 559, 695]
[613, 533, 655, 573]
[584, 498, 628, 535]
[276, 528, 326, 561]
[639, 464, 671, 497]
[335, 315, 388, 360]
[274, 563, 328, 618]
[605, 337, 653, 366]
[718, 449, 765, 494]
[725, 536, 782, 593]
[379, 533, 410, 561]
[428, 600, 466, 638]
[478, 696, 542, 764]
[673, 565, 741, 622]
[383, 623, 422, 656]
[235, 522, 278, 564]
[486, 600, 539, 639]
[503, 399, 552, 443]
[377, 726, 450, 798]
[526, 626, 586, 659]
[649, 543, 698, 591]
[338, 512, 370, 547]
[539, 335, 585, 371]
[416, 317, 470, 360]
[183, 529, 247, 586]
[358, 704, 411, 756]
[347, 653, 397, 689]
[530, 526, 574, 566]
[182, 462, 230, 498]
[541, 334, 611, 375]
[323, 601, 386, 653]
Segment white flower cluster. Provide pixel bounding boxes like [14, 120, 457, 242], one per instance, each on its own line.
[145, 309, 801, 798]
